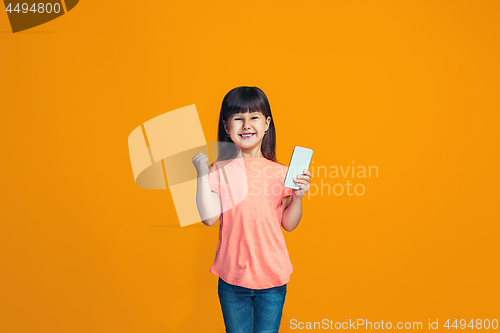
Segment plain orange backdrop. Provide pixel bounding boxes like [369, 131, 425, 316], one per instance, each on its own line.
[1, 1, 499, 332]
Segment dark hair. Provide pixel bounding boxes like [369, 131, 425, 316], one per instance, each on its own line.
[212, 86, 278, 166]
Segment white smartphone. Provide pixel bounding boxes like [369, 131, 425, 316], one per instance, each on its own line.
[284, 146, 314, 190]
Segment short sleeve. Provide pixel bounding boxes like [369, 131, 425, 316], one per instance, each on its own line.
[282, 184, 293, 197]
[208, 163, 220, 193]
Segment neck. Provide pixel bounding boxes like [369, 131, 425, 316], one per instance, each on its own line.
[237, 146, 264, 158]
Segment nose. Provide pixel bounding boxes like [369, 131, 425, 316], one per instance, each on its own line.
[243, 119, 251, 130]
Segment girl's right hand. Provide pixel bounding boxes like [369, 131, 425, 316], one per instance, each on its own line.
[192, 152, 210, 176]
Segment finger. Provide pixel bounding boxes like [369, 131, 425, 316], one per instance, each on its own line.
[295, 184, 310, 193]
[293, 179, 306, 186]
[195, 153, 208, 161]
[295, 177, 310, 184]
[293, 180, 308, 188]
[303, 170, 311, 176]
[297, 175, 310, 183]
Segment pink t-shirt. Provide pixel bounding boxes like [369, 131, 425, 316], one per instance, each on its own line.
[207, 157, 294, 289]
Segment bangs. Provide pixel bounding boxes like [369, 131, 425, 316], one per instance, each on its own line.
[223, 87, 269, 119]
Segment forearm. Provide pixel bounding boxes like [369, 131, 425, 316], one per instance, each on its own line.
[281, 195, 302, 232]
[196, 174, 220, 225]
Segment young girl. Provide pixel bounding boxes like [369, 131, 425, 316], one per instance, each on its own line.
[192, 86, 311, 333]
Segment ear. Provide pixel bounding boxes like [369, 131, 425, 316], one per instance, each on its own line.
[265, 116, 271, 131]
[223, 120, 227, 132]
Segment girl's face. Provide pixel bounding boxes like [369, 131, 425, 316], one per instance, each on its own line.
[223, 111, 271, 150]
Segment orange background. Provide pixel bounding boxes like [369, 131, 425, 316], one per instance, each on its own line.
[1, 1, 499, 332]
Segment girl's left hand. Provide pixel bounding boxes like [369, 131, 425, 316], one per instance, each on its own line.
[293, 170, 312, 198]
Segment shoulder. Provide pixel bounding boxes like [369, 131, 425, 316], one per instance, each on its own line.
[266, 159, 288, 170]
[211, 158, 234, 169]
[209, 162, 218, 171]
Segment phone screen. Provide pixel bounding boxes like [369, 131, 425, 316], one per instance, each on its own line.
[284, 146, 314, 189]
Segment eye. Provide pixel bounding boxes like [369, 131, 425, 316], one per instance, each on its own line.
[233, 116, 259, 120]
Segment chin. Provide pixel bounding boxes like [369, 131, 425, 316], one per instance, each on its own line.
[240, 138, 262, 145]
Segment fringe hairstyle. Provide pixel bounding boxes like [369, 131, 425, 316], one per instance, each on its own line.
[210, 86, 278, 168]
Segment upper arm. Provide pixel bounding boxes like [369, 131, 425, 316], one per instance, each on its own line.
[281, 195, 292, 213]
[210, 190, 222, 225]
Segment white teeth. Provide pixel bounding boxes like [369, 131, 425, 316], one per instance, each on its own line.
[240, 133, 254, 138]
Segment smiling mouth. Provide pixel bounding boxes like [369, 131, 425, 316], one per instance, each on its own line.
[239, 133, 256, 139]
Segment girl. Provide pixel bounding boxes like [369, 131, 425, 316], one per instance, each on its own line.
[192, 86, 311, 333]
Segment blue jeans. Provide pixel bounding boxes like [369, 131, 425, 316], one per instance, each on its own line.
[218, 277, 287, 333]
